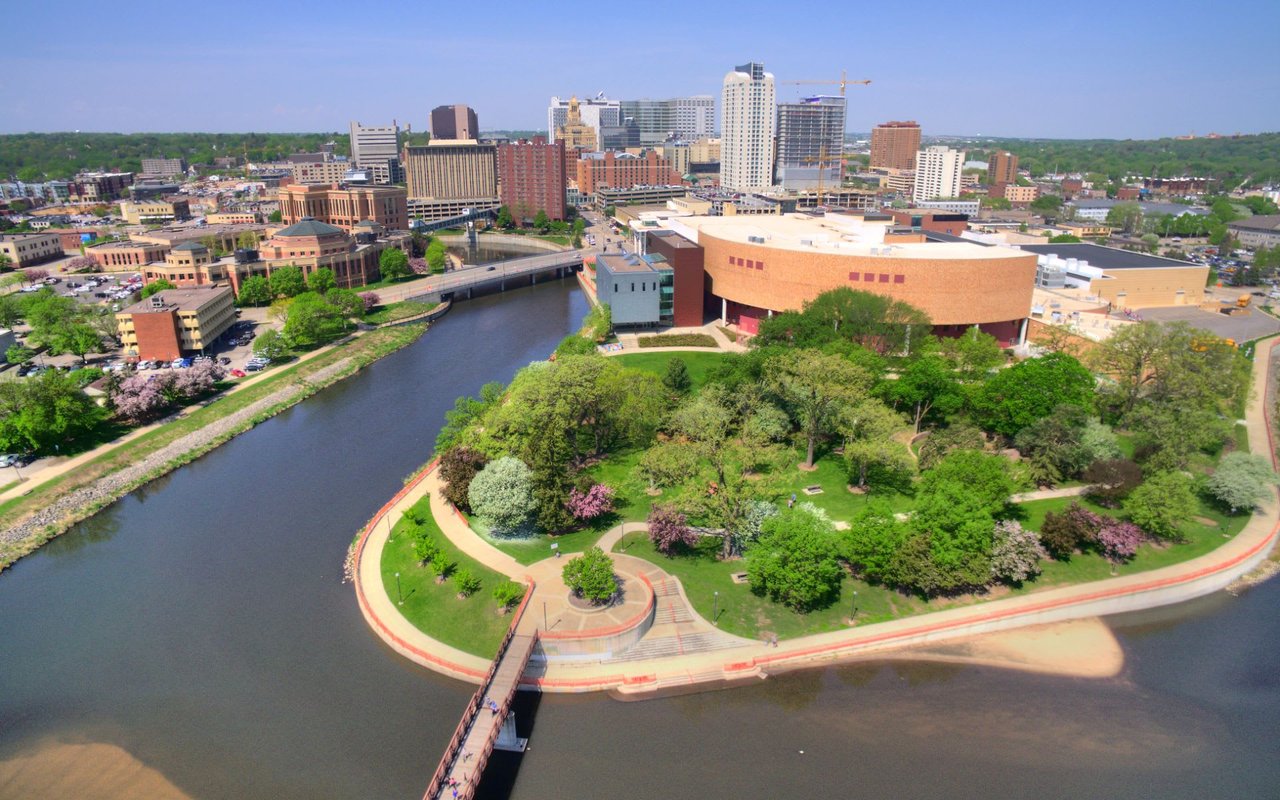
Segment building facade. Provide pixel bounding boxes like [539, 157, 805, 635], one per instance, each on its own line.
[576, 150, 683, 195]
[120, 199, 192, 225]
[430, 105, 478, 140]
[1021, 243, 1208, 308]
[775, 95, 846, 191]
[0, 233, 63, 267]
[498, 137, 567, 222]
[1228, 215, 1280, 249]
[116, 286, 236, 361]
[349, 121, 401, 185]
[987, 151, 1018, 187]
[869, 121, 921, 170]
[618, 97, 716, 146]
[594, 252, 671, 327]
[913, 146, 965, 203]
[548, 95, 621, 147]
[277, 183, 408, 231]
[645, 230, 705, 327]
[69, 172, 134, 202]
[140, 158, 187, 178]
[720, 62, 776, 192]
[402, 141, 498, 204]
[89, 240, 170, 268]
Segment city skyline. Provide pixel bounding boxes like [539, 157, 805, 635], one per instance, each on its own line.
[4, 0, 1279, 139]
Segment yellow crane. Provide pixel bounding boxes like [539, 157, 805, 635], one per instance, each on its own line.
[778, 72, 872, 207]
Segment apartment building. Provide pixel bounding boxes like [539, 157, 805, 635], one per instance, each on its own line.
[498, 137, 567, 221]
[775, 95, 846, 191]
[720, 61, 776, 192]
[988, 151, 1019, 186]
[869, 121, 921, 170]
[402, 140, 498, 201]
[913, 146, 965, 203]
[576, 150, 683, 195]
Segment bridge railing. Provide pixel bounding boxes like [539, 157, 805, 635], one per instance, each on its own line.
[422, 579, 536, 800]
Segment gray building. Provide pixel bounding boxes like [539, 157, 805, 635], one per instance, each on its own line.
[349, 120, 402, 185]
[547, 95, 621, 146]
[775, 95, 846, 191]
[595, 251, 673, 327]
[618, 96, 716, 146]
[140, 157, 187, 177]
[1228, 215, 1280, 249]
[1067, 198, 1210, 222]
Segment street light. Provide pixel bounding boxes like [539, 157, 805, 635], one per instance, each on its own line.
[850, 590, 858, 624]
[713, 591, 719, 625]
[395, 572, 403, 605]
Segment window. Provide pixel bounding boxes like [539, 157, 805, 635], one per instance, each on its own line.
[849, 272, 860, 281]
[894, 274, 905, 284]
[879, 274, 890, 283]
[864, 272, 874, 282]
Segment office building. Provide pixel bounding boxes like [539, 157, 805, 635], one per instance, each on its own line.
[775, 95, 846, 192]
[913, 146, 965, 203]
[618, 97, 716, 146]
[720, 61, 776, 192]
[575, 150, 683, 195]
[869, 121, 921, 170]
[431, 105, 479, 140]
[0, 233, 63, 267]
[600, 118, 641, 151]
[498, 137, 567, 221]
[1228, 214, 1280, 249]
[116, 286, 237, 361]
[349, 121, 402, 185]
[402, 141, 499, 217]
[69, 172, 134, 202]
[119, 199, 191, 225]
[140, 158, 187, 178]
[595, 252, 673, 327]
[988, 151, 1018, 187]
[1022, 243, 1208, 308]
[290, 160, 352, 185]
[548, 94, 621, 147]
[277, 183, 408, 231]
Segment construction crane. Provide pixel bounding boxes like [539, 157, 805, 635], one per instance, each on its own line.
[778, 72, 872, 207]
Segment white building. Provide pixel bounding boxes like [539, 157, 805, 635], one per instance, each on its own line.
[348, 121, 402, 185]
[912, 145, 965, 203]
[547, 95, 622, 146]
[720, 61, 776, 192]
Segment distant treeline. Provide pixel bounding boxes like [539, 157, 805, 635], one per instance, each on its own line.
[967, 132, 1280, 188]
[0, 132, 350, 181]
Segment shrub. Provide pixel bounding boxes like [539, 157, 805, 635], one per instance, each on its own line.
[647, 504, 696, 554]
[638, 333, 717, 348]
[1083, 459, 1143, 507]
[566, 483, 615, 520]
[493, 580, 526, 609]
[562, 547, 617, 604]
[555, 334, 596, 358]
[468, 456, 536, 533]
[414, 535, 440, 566]
[455, 568, 482, 597]
[439, 446, 487, 511]
[989, 520, 1046, 583]
[429, 551, 456, 581]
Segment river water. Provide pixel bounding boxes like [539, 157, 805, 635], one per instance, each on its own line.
[2, 280, 1278, 799]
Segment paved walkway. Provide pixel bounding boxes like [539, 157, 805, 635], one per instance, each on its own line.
[603, 322, 748, 357]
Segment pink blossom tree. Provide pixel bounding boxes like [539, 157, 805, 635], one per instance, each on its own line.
[111, 373, 171, 422]
[22, 268, 49, 284]
[566, 483, 615, 521]
[647, 504, 696, 555]
[64, 256, 100, 273]
[172, 361, 225, 398]
[1095, 520, 1144, 568]
[359, 292, 381, 314]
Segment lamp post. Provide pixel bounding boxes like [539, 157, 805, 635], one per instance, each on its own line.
[713, 591, 719, 625]
[395, 572, 403, 605]
[850, 590, 858, 625]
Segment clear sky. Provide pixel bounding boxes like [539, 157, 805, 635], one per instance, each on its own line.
[5, 0, 1278, 139]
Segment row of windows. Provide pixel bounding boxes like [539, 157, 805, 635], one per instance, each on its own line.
[849, 272, 905, 284]
[612, 281, 660, 292]
[729, 255, 765, 270]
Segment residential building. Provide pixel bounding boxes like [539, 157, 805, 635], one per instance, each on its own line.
[120, 199, 191, 225]
[869, 121, 921, 170]
[690, 137, 721, 164]
[402, 140, 498, 204]
[1021, 243, 1208, 308]
[290, 160, 352, 185]
[576, 150, 683, 195]
[349, 121, 402, 185]
[720, 62, 776, 192]
[991, 183, 1039, 205]
[775, 95, 846, 191]
[618, 97, 716, 146]
[140, 157, 187, 178]
[987, 151, 1018, 186]
[431, 105, 479, 140]
[663, 142, 692, 177]
[916, 198, 980, 215]
[69, 172, 134, 202]
[878, 168, 915, 196]
[0, 233, 63, 267]
[498, 137, 567, 221]
[1228, 215, 1280, 249]
[595, 251, 672, 327]
[277, 183, 408, 231]
[548, 95, 621, 147]
[116, 286, 237, 361]
[913, 146, 965, 203]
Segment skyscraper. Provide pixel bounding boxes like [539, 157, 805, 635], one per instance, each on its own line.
[349, 121, 402, 185]
[869, 121, 922, 170]
[618, 97, 715, 146]
[913, 146, 965, 203]
[774, 95, 846, 192]
[430, 105, 479, 140]
[987, 150, 1018, 187]
[498, 137, 567, 222]
[547, 95, 621, 146]
[720, 61, 775, 192]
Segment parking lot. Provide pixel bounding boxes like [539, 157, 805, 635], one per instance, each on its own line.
[1137, 304, 1280, 343]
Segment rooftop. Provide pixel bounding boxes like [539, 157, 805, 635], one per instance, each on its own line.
[120, 286, 232, 314]
[1229, 214, 1280, 232]
[1018, 243, 1202, 270]
[273, 217, 345, 237]
[597, 252, 669, 274]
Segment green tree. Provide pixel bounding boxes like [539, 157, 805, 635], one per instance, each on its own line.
[972, 352, 1095, 438]
[380, 248, 411, 281]
[533, 209, 551, 233]
[757, 288, 931, 355]
[938, 327, 1004, 381]
[879, 353, 963, 433]
[268, 265, 306, 298]
[583, 303, 611, 342]
[662, 356, 692, 394]
[467, 455, 536, 533]
[306, 267, 336, 295]
[268, 209, 283, 223]
[236, 230, 260, 250]
[1048, 234, 1083, 243]
[6, 344, 34, 365]
[562, 547, 617, 604]
[1205, 452, 1277, 513]
[1106, 202, 1144, 234]
[281, 292, 345, 347]
[1029, 194, 1063, 213]
[52, 323, 103, 364]
[425, 239, 447, 274]
[496, 206, 515, 229]
[0, 370, 105, 454]
[747, 504, 843, 612]
[1123, 471, 1197, 541]
[140, 279, 176, 298]
[766, 349, 872, 468]
[236, 275, 271, 306]
[252, 329, 288, 362]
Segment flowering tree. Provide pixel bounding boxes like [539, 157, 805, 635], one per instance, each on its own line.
[23, 268, 50, 284]
[359, 292, 381, 314]
[1205, 452, 1277, 513]
[467, 456, 536, 533]
[172, 361, 224, 397]
[112, 373, 170, 423]
[1095, 520, 1144, 566]
[409, 257, 430, 275]
[1038, 502, 1104, 560]
[989, 520, 1047, 583]
[566, 483, 614, 521]
[64, 256, 99, 273]
[647, 504, 696, 555]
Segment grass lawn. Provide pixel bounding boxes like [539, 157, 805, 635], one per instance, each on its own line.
[776, 453, 913, 522]
[614, 351, 731, 391]
[380, 496, 517, 658]
[364, 300, 436, 325]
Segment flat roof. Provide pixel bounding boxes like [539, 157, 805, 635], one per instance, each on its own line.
[1019, 243, 1201, 270]
[597, 252, 665, 274]
[120, 286, 231, 314]
[648, 230, 700, 248]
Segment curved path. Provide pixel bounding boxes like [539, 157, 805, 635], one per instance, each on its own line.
[353, 336, 1280, 693]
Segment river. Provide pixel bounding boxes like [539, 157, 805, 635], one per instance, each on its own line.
[2, 280, 1278, 799]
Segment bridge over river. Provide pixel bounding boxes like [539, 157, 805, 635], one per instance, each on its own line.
[374, 251, 586, 307]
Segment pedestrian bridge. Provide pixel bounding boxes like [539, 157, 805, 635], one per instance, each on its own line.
[403, 251, 584, 305]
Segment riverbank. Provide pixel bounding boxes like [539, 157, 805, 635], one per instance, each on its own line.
[0, 323, 430, 572]
[0, 739, 192, 800]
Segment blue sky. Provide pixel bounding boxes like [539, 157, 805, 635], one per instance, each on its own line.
[4, 0, 1277, 139]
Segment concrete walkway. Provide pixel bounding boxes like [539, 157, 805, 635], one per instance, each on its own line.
[602, 322, 748, 357]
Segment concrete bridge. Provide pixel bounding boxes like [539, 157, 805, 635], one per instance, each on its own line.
[395, 250, 585, 305]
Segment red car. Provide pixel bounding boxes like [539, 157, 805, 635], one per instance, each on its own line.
[230, 369, 246, 378]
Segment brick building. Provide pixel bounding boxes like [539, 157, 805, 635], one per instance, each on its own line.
[277, 183, 407, 231]
[116, 286, 236, 361]
[575, 150, 683, 195]
[987, 151, 1019, 186]
[89, 240, 171, 268]
[497, 137, 567, 221]
[645, 230, 705, 327]
[869, 121, 921, 170]
[887, 209, 970, 236]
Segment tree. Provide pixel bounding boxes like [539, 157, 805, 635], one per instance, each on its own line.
[1205, 452, 1277, 513]
[766, 349, 872, 468]
[1038, 502, 1104, 560]
[0, 370, 105, 454]
[747, 504, 843, 612]
[566, 483, 615, 521]
[972, 352, 1095, 438]
[6, 344, 34, 365]
[268, 265, 305, 298]
[268, 210, 283, 223]
[880, 353, 963, 434]
[1105, 202, 1144, 234]
[1029, 194, 1063, 213]
[306, 267, 336, 295]
[141, 278, 176, 298]
[236, 230, 260, 250]
[938, 327, 1004, 382]
[359, 292, 380, 314]
[493, 580, 526, 610]
[54, 323, 104, 364]
[237, 275, 271, 306]
[1124, 471, 1197, 541]
[1096, 520, 1144, 567]
[1083, 459, 1143, 507]
[662, 357, 692, 394]
[454, 568, 482, 598]
[496, 206, 515, 230]
[252, 329, 288, 362]
[1013, 405, 1092, 486]
[842, 501, 910, 581]
[638, 441, 700, 491]
[647, 504, 696, 554]
[439, 446, 487, 511]
[562, 547, 617, 604]
[425, 239, 447, 274]
[22, 268, 50, 284]
[533, 209, 550, 233]
[1048, 234, 1083, 243]
[989, 520, 1046, 584]
[840, 398, 910, 491]
[325, 288, 364, 323]
[917, 422, 985, 470]
[583, 303, 611, 342]
[757, 288, 931, 355]
[281, 292, 345, 347]
[467, 456, 536, 533]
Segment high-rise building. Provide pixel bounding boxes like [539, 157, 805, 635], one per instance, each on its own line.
[498, 137, 567, 222]
[720, 61, 776, 192]
[869, 121, 922, 170]
[402, 140, 498, 201]
[987, 151, 1018, 187]
[140, 157, 187, 178]
[547, 95, 621, 146]
[430, 105, 478, 141]
[349, 121, 402, 185]
[774, 95, 846, 192]
[913, 146, 965, 203]
[618, 97, 715, 146]
[554, 96, 599, 151]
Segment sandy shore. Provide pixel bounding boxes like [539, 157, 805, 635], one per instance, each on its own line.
[0, 740, 191, 800]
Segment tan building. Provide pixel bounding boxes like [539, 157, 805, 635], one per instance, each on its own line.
[120, 198, 191, 225]
[89, 240, 171, 268]
[556, 97, 598, 151]
[130, 222, 268, 253]
[206, 211, 258, 225]
[689, 137, 721, 163]
[290, 160, 351, 185]
[0, 233, 63, 267]
[662, 142, 691, 176]
[277, 183, 408, 231]
[996, 184, 1040, 205]
[1058, 221, 1112, 238]
[402, 140, 498, 205]
[1021, 243, 1208, 308]
[869, 121, 921, 170]
[988, 151, 1019, 186]
[879, 168, 915, 196]
[116, 286, 237, 361]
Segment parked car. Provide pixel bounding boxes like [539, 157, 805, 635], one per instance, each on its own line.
[230, 369, 246, 377]
[218, 357, 231, 365]
[244, 363, 263, 372]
